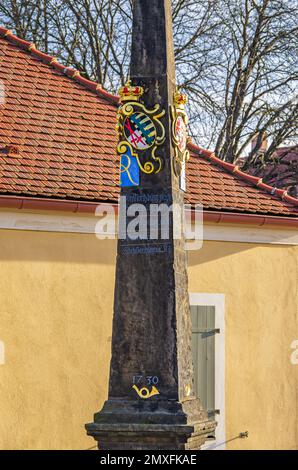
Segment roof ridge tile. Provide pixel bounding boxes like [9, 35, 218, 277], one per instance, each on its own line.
[283, 193, 298, 205]
[0, 26, 119, 105]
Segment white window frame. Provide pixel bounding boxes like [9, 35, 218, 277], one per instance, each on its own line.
[189, 293, 225, 450]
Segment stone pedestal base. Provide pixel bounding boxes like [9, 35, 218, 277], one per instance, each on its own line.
[85, 398, 216, 450]
[85, 422, 214, 450]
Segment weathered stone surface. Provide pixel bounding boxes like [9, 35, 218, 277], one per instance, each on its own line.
[86, 0, 216, 450]
[86, 421, 214, 450]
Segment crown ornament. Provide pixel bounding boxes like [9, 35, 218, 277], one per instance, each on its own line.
[174, 89, 188, 109]
[118, 80, 144, 103]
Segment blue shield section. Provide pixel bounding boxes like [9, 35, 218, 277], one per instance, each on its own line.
[120, 148, 140, 187]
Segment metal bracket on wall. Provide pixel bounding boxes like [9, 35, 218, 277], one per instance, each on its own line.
[207, 409, 220, 416]
[192, 328, 221, 337]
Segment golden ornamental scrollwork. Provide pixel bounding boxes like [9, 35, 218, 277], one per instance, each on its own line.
[117, 80, 166, 187]
[170, 88, 190, 178]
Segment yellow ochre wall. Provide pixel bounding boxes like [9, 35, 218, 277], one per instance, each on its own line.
[0, 230, 115, 450]
[0, 228, 297, 450]
[188, 241, 298, 450]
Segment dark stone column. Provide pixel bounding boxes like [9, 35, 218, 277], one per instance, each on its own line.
[86, 0, 216, 450]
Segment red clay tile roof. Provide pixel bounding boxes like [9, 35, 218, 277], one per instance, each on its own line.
[0, 26, 297, 217]
[247, 146, 298, 197]
[187, 143, 298, 215]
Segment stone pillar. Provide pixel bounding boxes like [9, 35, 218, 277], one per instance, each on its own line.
[86, 0, 215, 450]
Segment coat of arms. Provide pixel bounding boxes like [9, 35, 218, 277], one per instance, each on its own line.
[117, 81, 165, 187]
[171, 89, 190, 190]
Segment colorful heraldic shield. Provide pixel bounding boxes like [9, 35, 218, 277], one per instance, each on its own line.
[117, 81, 165, 187]
[171, 88, 190, 189]
[119, 143, 140, 187]
[124, 113, 156, 150]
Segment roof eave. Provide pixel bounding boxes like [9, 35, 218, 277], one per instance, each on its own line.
[0, 195, 297, 228]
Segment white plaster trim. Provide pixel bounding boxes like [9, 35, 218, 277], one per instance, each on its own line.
[0, 210, 297, 245]
[203, 223, 298, 245]
[0, 210, 99, 234]
[189, 293, 226, 450]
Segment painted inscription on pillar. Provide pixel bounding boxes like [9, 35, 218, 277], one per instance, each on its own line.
[118, 193, 173, 256]
[117, 81, 166, 187]
[132, 374, 160, 399]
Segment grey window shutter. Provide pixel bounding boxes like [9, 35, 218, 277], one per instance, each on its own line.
[191, 305, 216, 421]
